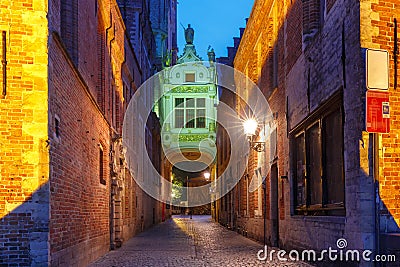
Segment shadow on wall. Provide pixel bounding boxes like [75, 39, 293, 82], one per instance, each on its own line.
[379, 199, 400, 265]
[0, 183, 49, 266]
[380, 198, 400, 233]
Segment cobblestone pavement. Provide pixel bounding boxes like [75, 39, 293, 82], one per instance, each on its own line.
[89, 215, 313, 267]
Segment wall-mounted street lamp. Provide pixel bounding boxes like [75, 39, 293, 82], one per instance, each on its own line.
[203, 171, 211, 181]
[243, 118, 265, 152]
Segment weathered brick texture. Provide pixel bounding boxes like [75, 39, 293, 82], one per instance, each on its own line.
[233, 0, 288, 247]
[1, 0, 166, 266]
[221, 0, 398, 260]
[60, 0, 79, 65]
[48, 32, 111, 265]
[0, 0, 50, 265]
[360, 0, 400, 260]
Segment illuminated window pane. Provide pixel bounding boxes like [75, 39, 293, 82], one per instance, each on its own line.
[175, 98, 184, 107]
[197, 109, 206, 128]
[173, 98, 209, 129]
[175, 109, 184, 128]
[186, 109, 195, 128]
[186, 98, 194, 107]
[197, 98, 205, 107]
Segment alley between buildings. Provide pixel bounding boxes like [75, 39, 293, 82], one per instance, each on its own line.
[89, 216, 312, 267]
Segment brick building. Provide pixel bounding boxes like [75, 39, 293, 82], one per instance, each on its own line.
[117, 0, 156, 81]
[216, 0, 400, 264]
[0, 0, 172, 265]
[361, 0, 400, 259]
[215, 26, 245, 226]
[150, 0, 178, 70]
[216, 27, 245, 67]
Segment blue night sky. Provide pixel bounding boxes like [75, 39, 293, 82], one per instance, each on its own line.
[177, 0, 254, 59]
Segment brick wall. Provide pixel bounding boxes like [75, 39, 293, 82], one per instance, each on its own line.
[361, 0, 400, 238]
[302, 0, 321, 38]
[77, 0, 102, 99]
[284, 0, 374, 253]
[0, 0, 164, 265]
[285, 0, 303, 74]
[48, 32, 111, 266]
[60, 0, 79, 65]
[233, 0, 287, 247]
[0, 0, 50, 265]
[47, 0, 162, 264]
[117, 0, 155, 81]
[215, 25, 245, 228]
[231, 0, 382, 256]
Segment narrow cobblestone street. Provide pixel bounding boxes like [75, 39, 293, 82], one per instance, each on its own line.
[89, 216, 312, 267]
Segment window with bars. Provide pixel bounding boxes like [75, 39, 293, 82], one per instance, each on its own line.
[292, 95, 344, 216]
[174, 98, 206, 129]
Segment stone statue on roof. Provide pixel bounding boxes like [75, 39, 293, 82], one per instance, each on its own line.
[207, 46, 216, 62]
[184, 24, 194, 44]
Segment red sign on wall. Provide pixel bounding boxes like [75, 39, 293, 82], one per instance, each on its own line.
[366, 91, 390, 133]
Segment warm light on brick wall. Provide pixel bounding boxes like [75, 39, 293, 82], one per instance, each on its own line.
[0, 0, 50, 264]
[233, 0, 287, 243]
[361, 0, 400, 229]
[0, 0, 49, 213]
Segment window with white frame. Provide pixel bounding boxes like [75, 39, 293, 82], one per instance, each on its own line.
[174, 98, 206, 129]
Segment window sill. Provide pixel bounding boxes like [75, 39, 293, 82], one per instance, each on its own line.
[290, 215, 346, 224]
[294, 205, 345, 217]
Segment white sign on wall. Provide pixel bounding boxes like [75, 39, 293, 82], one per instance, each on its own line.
[366, 49, 389, 90]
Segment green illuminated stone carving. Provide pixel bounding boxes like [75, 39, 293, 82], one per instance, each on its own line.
[172, 134, 210, 142]
[169, 86, 209, 94]
[209, 122, 216, 132]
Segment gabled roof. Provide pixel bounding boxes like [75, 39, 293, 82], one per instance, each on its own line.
[177, 44, 202, 64]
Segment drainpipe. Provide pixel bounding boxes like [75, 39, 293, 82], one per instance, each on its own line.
[106, 1, 115, 58]
[263, 178, 266, 246]
[246, 154, 249, 218]
[109, 28, 115, 56]
[106, 1, 114, 250]
[109, 200, 115, 250]
[110, 143, 115, 250]
[2, 31, 7, 97]
[373, 133, 380, 265]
